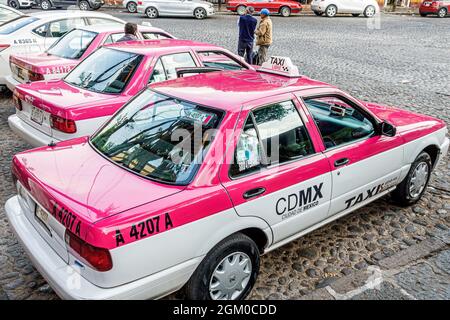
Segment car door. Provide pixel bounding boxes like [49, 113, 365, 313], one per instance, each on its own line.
[159, 0, 183, 14]
[220, 94, 332, 244]
[337, 0, 353, 13]
[298, 89, 405, 217]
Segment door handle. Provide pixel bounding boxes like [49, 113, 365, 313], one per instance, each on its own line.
[243, 187, 266, 199]
[334, 158, 350, 167]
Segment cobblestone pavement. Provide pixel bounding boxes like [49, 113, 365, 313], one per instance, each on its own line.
[0, 12, 449, 300]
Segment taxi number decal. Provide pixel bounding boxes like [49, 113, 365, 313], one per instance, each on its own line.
[115, 212, 174, 247]
[14, 38, 37, 45]
[52, 203, 81, 236]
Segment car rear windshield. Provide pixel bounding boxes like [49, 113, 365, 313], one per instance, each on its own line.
[47, 29, 98, 60]
[64, 47, 142, 94]
[0, 16, 39, 35]
[91, 89, 223, 185]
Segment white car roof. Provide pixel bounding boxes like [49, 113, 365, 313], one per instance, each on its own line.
[78, 23, 166, 34]
[0, 4, 24, 16]
[28, 9, 125, 23]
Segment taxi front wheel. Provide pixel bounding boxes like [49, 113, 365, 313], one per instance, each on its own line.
[185, 233, 260, 300]
[391, 151, 432, 206]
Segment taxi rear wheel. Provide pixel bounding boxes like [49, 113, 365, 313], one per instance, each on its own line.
[391, 152, 432, 206]
[185, 233, 260, 300]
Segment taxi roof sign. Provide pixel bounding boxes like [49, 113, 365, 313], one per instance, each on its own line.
[259, 56, 301, 78]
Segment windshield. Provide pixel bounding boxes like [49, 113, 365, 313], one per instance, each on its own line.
[91, 89, 223, 185]
[64, 47, 142, 94]
[47, 29, 98, 59]
[0, 16, 39, 35]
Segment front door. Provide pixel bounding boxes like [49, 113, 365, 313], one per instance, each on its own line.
[220, 94, 332, 244]
[299, 91, 405, 217]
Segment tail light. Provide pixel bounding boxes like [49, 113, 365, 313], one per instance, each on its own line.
[28, 70, 44, 82]
[0, 44, 10, 53]
[65, 229, 113, 272]
[12, 91, 22, 111]
[50, 115, 77, 133]
[138, 1, 142, 5]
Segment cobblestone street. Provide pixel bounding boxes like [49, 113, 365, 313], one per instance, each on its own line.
[0, 11, 449, 300]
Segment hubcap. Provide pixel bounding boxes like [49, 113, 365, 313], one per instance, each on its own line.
[10, 1, 18, 8]
[237, 6, 246, 15]
[438, 9, 446, 17]
[282, 8, 289, 16]
[80, 2, 88, 10]
[366, 7, 375, 16]
[409, 162, 429, 198]
[147, 8, 156, 17]
[42, 1, 49, 9]
[328, 7, 336, 16]
[195, 9, 205, 19]
[209, 252, 252, 300]
[128, 3, 137, 12]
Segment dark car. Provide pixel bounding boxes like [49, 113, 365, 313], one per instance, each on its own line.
[37, 0, 105, 10]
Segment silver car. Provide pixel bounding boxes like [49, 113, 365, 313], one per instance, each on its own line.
[137, 0, 214, 19]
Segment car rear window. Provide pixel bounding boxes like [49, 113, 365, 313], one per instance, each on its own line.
[64, 47, 143, 94]
[91, 89, 224, 185]
[0, 16, 39, 35]
[47, 29, 98, 59]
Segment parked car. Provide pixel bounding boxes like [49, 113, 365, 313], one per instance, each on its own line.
[0, 3, 23, 24]
[310, 0, 379, 17]
[36, 0, 105, 10]
[227, 0, 302, 17]
[9, 39, 253, 147]
[0, 10, 124, 90]
[123, 0, 138, 13]
[137, 0, 215, 19]
[5, 56, 449, 300]
[419, 1, 449, 17]
[6, 24, 175, 91]
[1, 0, 33, 9]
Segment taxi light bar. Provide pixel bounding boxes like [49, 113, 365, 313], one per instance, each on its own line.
[259, 56, 301, 78]
[50, 115, 77, 134]
[65, 229, 112, 272]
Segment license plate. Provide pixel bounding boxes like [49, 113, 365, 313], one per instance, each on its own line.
[35, 205, 49, 225]
[17, 67, 25, 80]
[31, 107, 44, 125]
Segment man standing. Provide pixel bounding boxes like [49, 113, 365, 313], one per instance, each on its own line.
[237, 6, 257, 64]
[117, 23, 138, 42]
[255, 8, 272, 66]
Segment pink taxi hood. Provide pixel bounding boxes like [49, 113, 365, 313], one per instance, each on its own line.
[12, 138, 185, 223]
[10, 53, 77, 75]
[16, 80, 130, 121]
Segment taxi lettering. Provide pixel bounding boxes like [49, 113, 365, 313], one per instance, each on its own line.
[52, 202, 81, 236]
[344, 183, 383, 210]
[276, 183, 324, 218]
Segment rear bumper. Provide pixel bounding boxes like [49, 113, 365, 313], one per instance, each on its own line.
[5, 195, 201, 300]
[438, 137, 449, 166]
[5, 75, 21, 92]
[8, 114, 56, 147]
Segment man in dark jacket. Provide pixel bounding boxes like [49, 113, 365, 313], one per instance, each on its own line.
[237, 6, 257, 64]
[117, 23, 138, 42]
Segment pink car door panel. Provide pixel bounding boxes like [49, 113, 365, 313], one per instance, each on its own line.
[220, 94, 332, 244]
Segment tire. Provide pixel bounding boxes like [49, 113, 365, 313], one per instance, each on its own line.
[352, 13, 360, 17]
[126, 1, 137, 13]
[78, 0, 90, 10]
[8, 0, 19, 9]
[437, 7, 447, 18]
[363, 5, 376, 18]
[145, 6, 158, 18]
[313, 10, 323, 16]
[194, 7, 207, 19]
[391, 151, 432, 206]
[185, 233, 260, 300]
[325, 5, 337, 17]
[420, 12, 427, 17]
[236, 5, 246, 16]
[280, 6, 291, 17]
[40, 0, 51, 10]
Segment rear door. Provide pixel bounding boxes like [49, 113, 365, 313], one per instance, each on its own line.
[220, 94, 332, 244]
[297, 89, 405, 217]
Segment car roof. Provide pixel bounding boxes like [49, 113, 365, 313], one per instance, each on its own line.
[0, 4, 23, 15]
[28, 10, 124, 20]
[150, 70, 333, 112]
[76, 24, 165, 34]
[103, 39, 227, 55]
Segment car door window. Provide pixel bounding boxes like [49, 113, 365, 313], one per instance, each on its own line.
[48, 18, 85, 38]
[197, 51, 247, 70]
[149, 59, 167, 83]
[103, 33, 126, 44]
[149, 53, 196, 83]
[230, 101, 314, 177]
[303, 96, 375, 149]
[32, 23, 48, 37]
[141, 32, 172, 40]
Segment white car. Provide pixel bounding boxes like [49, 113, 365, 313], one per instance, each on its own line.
[123, 0, 138, 13]
[137, 0, 215, 19]
[0, 10, 124, 91]
[0, 3, 22, 24]
[311, 0, 379, 17]
[1, 0, 33, 9]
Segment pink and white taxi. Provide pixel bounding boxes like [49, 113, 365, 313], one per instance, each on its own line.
[9, 39, 252, 147]
[5, 58, 449, 300]
[5, 24, 175, 91]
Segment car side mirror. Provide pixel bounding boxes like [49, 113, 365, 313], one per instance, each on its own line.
[380, 121, 396, 137]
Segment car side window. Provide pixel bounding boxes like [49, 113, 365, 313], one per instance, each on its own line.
[149, 59, 167, 83]
[32, 23, 48, 37]
[230, 101, 314, 177]
[160, 52, 197, 81]
[303, 96, 375, 150]
[197, 51, 246, 70]
[104, 33, 125, 44]
[142, 32, 172, 40]
[48, 19, 85, 38]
